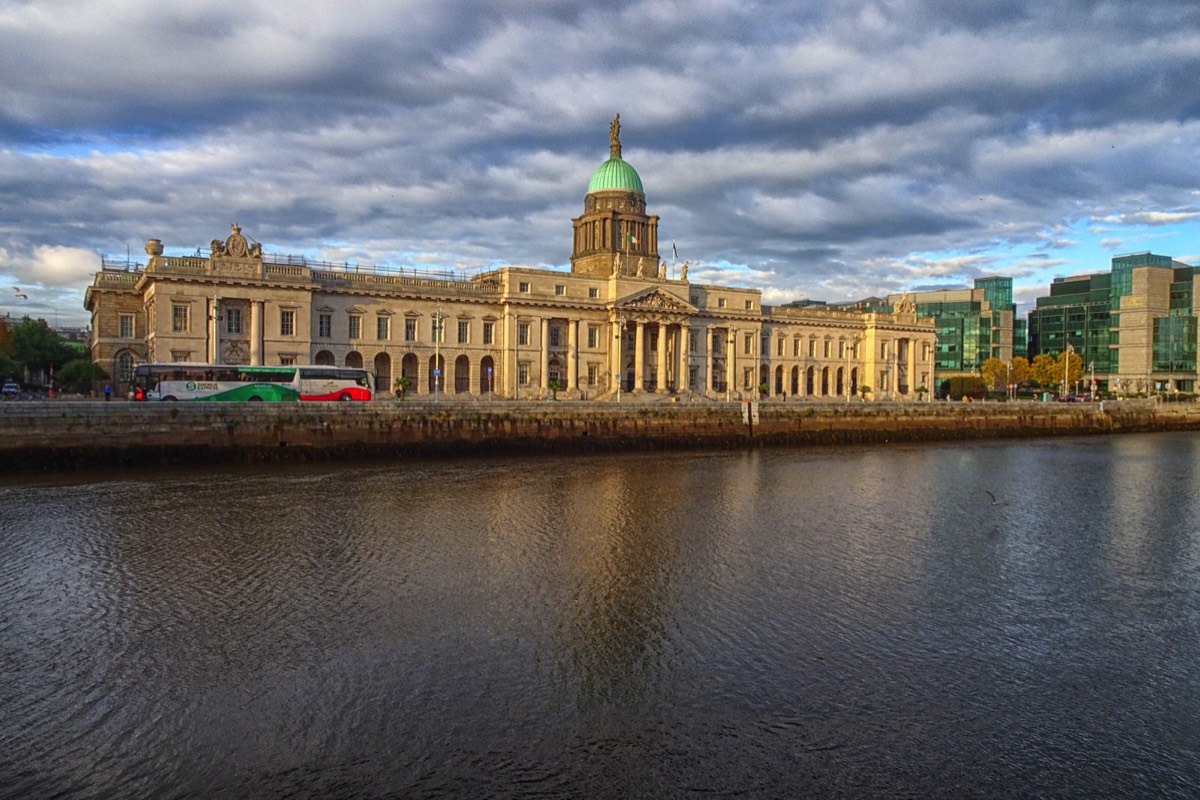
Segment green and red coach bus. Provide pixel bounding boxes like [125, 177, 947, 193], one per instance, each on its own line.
[133, 363, 373, 402]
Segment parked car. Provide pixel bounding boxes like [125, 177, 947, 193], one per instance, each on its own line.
[2, 382, 20, 398]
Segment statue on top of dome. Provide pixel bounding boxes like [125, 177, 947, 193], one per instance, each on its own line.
[610, 114, 621, 159]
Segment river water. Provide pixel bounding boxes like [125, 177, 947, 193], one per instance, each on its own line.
[2, 433, 1199, 799]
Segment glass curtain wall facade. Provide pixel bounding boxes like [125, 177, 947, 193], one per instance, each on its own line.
[1028, 272, 1114, 374]
[1028, 253, 1199, 394]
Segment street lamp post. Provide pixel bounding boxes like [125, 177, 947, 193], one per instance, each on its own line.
[1063, 343, 1074, 399]
[614, 316, 624, 403]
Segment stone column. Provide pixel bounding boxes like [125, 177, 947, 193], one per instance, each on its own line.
[727, 328, 737, 399]
[634, 321, 646, 391]
[678, 324, 690, 393]
[568, 320, 578, 391]
[506, 310, 517, 399]
[656, 323, 668, 392]
[250, 301, 263, 365]
[907, 338, 917, 398]
[704, 326, 714, 397]
[540, 318, 549, 392]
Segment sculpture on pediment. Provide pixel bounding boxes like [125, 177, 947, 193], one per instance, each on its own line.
[210, 239, 226, 257]
[681, 261, 688, 281]
[896, 292, 916, 315]
[659, 260, 667, 279]
[225, 222, 250, 258]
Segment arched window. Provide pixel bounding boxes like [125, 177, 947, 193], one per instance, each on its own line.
[115, 351, 135, 386]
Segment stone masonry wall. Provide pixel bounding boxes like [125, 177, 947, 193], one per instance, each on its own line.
[2, 399, 1199, 472]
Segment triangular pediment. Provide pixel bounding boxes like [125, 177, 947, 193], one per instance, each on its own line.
[617, 287, 696, 315]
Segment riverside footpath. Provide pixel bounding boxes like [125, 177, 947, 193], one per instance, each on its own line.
[3, 397, 1200, 472]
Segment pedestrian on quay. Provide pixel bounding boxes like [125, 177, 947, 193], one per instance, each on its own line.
[104, 384, 111, 402]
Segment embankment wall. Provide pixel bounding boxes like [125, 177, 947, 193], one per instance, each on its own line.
[3, 399, 1199, 472]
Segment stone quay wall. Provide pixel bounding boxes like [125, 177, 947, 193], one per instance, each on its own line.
[3, 399, 1199, 472]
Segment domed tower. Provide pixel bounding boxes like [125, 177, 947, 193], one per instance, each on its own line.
[570, 114, 660, 277]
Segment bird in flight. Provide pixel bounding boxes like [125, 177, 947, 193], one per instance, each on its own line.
[13, 287, 27, 299]
[985, 490, 1006, 506]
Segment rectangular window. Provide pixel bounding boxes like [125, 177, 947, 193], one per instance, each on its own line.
[555, 284, 566, 296]
[348, 315, 361, 340]
[746, 300, 754, 310]
[280, 355, 295, 365]
[589, 287, 599, 299]
[405, 318, 416, 342]
[793, 338, 800, 357]
[119, 314, 134, 339]
[689, 331, 698, 352]
[838, 341, 846, 358]
[761, 336, 768, 356]
[518, 362, 530, 385]
[172, 304, 189, 333]
[744, 334, 753, 355]
[317, 313, 331, 339]
[777, 338, 784, 357]
[881, 342, 889, 358]
[170, 351, 191, 363]
[226, 307, 243, 335]
[483, 321, 494, 345]
[376, 316, 389, 341]
[518, 322, 529, 347]
[280, 310, 296, 337]
[587, 325, 598, 349]
[431, 317, 444, 343]
[587, 365, 598, 386]
[808, 339, 816, 357]
[519, 281, 531, 293]
[718, 298, 727, 309]
[458, 320, 469, 344]
[823, 340, 831, 358]
[550, 326, 561, 347]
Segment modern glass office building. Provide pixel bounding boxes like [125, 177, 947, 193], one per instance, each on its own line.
[1027, 253, 1199, 394]
[889, 277, 1019, 378]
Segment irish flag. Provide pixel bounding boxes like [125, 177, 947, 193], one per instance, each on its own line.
[628, 233, 639, 246]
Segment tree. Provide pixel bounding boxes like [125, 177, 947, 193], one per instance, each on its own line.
[1029, 354, 1060, 390]
[1030, 351, 1082, 394]
[1057, 349, 1084, 391]
[858, 384, 872, 401]
[548, 378, 563, 400]
[393, 375, 410, 399]
[56, 359, 109, 395]
[980, 358, 1009, 392]
[8, 318, 74, 377]
[1009, 356, 1030, 392]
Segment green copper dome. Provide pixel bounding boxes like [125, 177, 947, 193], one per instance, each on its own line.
[587, 157, 644, 193]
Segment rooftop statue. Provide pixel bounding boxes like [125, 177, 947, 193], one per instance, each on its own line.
[610, 113, 621, 159]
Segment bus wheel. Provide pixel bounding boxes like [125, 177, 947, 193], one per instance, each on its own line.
[163, 396, 177, 401]
[248, 396, 262, 402]
[338, 393, 352, 401]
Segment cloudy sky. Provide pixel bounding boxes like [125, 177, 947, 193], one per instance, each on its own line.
[2, 0, 1199, 327]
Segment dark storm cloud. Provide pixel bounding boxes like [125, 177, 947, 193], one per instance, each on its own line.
[2, 0, 1199, 321]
